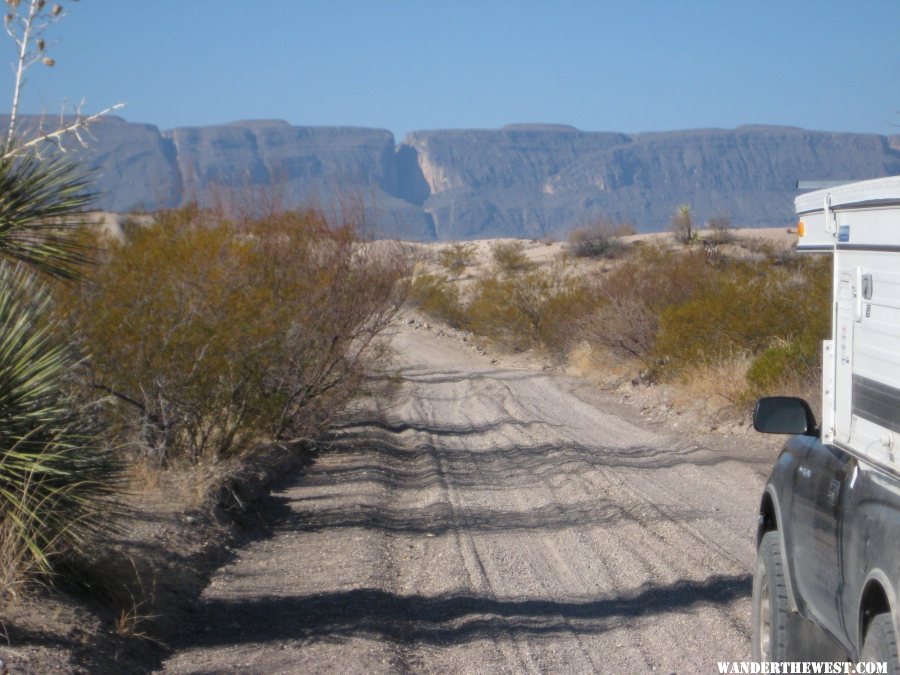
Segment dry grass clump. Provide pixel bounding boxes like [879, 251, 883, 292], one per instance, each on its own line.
[669, 352, 756, 420]
[0, 517, 41, 601]
[567, 340, 639, 388]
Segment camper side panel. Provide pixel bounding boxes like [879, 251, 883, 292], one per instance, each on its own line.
[832, 204, 900, 469]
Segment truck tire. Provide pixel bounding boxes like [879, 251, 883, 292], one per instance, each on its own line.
[861, 613, 900, 673]
[752, 531, 797, 660]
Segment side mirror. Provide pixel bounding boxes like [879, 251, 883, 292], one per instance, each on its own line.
[753, 396, 818, 435]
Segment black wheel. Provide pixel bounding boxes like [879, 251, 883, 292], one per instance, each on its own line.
[752, 531, 797, 660]
[861, 613, 900, 673]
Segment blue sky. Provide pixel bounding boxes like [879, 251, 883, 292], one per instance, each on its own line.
[3, 1, 898, 140]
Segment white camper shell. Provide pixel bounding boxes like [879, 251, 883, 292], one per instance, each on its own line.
[796, 176, 900, 467]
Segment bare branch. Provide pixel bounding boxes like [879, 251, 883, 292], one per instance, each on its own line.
[6, 0, 42, 149]
[3, 0, 124, 156]
[1, 102, 125, 159]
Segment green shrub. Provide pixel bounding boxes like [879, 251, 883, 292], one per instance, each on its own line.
[409, 273, 466, 327]
[744, 258, 831, 393]
[491, 240, 530, 274]
[746, 336, 822, 394]
[579, 243, 831, 388]
[0, 156, 94, 280]
[653, 255, 831, 381]
[568, 219, 634, 258]
[0, 156, 121, 593]
[467, 276, 533, 344]
[582, 246, 715, 365]
[438, 242, 477, 275]
[65, 208, 408, 466]
[467, 264, 596, 353]
[655, 263, 774, 368]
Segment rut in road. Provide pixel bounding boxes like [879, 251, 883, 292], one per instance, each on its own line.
[161, 324, 765, 674]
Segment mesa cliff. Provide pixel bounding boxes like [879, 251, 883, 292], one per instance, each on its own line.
[15, 115, 900, 240]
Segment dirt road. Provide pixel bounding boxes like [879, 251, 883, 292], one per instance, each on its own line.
[161, 321, 774, 673]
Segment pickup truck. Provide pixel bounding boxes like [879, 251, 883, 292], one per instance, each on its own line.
[752, 176, 900, 670]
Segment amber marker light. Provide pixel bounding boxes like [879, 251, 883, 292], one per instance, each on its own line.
[797, 220, 806, 237]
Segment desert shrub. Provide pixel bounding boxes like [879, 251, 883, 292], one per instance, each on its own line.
[438, 242, 477, 275]
[491, 240, 531, 274]
[578, 241, 831, 384]
[654, 261, 775, 368]
[744, 258, 831, 394]
[467, 276, 532, 344]
[745, 335, 821, 395]
[654, 256, 831, 381]
[467, 263, 596, 353]
[409, 273, 466, 327]
[64, 208, 408, 466]
[706, 214, 733, 246]
[568, 219, 634, 258]
[739, 237, 801, 267]
[536, 276, 601, 355]
[582, 246, 716, 365]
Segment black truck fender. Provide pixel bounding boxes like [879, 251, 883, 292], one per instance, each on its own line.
[857, 569, 896, 656]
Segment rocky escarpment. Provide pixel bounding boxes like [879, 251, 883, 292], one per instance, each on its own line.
[1, 115, 183, 212]
[162, 120, 435, 240]
[404, 124, 900, 239]
[11, 115, 900, 240]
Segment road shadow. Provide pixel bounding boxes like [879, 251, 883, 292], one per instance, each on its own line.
[279, 495, 702, 536]
[396, 368, 550, 386]
[168, 573, 751, 649]
[307, 425, 769, 495]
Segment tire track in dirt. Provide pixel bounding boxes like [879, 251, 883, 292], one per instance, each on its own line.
[160, 322, 764, 673]
[446, 395, 744, 672]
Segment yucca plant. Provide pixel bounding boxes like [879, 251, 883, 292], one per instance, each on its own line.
[0, 262, 118, 593]
[0, 0, 123, 598]
[0, 155, 94, 280]
[0, 156, 117, 595]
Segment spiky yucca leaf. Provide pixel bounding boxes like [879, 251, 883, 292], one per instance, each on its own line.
[0, 155, 94, 281]
[0, 262, 120, 580]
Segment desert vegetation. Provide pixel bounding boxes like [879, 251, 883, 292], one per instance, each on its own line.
[0, 1, 411, 609]
[567, 218, 635, 258]
[671, 203, 697, 245]
[0, 196, 409, 598]
[490, 240, 532, 274]
[61, 208, 409, 469]
[438, 242, 477, 275]
[411, 233, 831, 413]
[0, 0, 129, 598]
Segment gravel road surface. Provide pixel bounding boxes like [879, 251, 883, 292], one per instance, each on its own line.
[161, 321, 773, 674]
